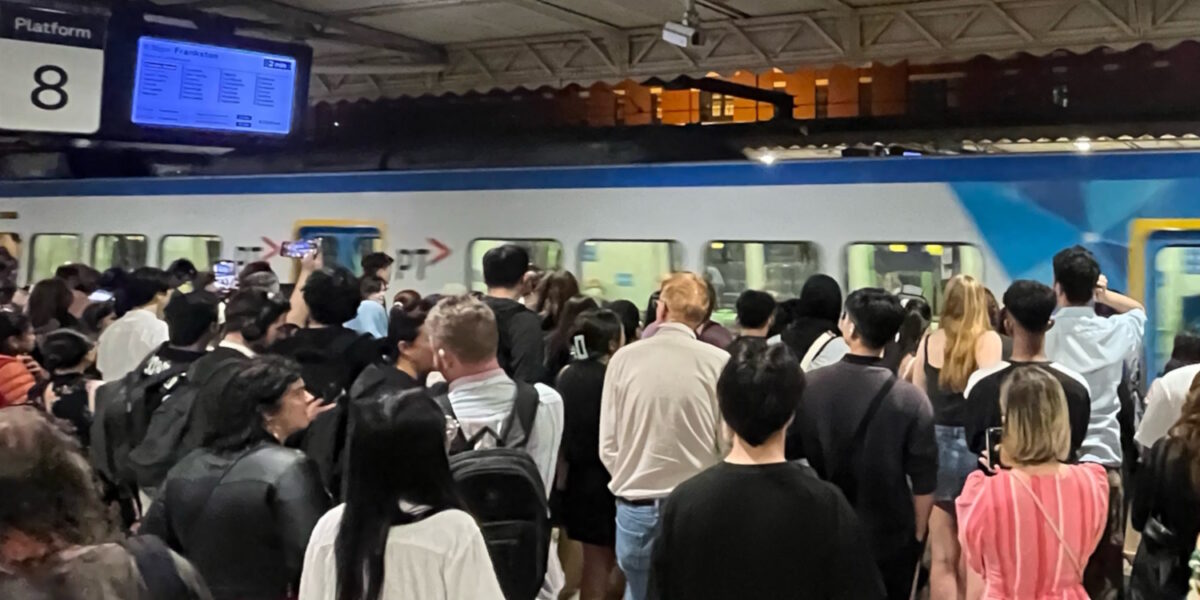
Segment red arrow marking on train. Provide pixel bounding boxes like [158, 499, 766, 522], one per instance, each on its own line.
[428, 238, 451, 266]
[261, 237, 280, 260]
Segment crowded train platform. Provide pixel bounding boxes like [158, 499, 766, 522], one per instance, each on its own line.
[6, 0, 1200, 598]
[1, 240, 1200, 600]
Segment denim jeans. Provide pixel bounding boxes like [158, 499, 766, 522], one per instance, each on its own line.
[615, 501, 660, 600]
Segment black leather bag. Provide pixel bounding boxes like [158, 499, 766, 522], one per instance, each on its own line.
[1130, 443, 1192, 600]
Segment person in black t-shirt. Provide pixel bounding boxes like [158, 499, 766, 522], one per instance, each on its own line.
[786, 288, 935, 600]
[480, 244, 545, 384]
[652, 343, 884, 600]
[964, 280, 1092, 461]
[270, 266, 380, 497]
[558, 308, 626, 600]
[351, 306, 434, 400]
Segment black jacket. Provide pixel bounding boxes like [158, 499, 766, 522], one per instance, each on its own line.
[483, 296, 545, 384]
[141, 442, 330, 600]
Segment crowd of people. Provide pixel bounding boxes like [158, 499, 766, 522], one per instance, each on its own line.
[1, 243, 1200, 600]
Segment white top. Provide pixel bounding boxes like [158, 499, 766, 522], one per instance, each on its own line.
[1136, 362, 1200, 448]
[217, 339, 255, 357]
[96, 308, 168, 381]
[600, 322, 730, 500]
[807, 336, 850, 371]
[298, 506, 504, 600]
[1044, 306, 1146, 466]
[765, 332, 849, 371]
[445, 368, 565, 600]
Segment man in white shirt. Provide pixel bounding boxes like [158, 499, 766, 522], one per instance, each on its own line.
[426, 294, 565, 600]
[600, 272, 730, 600]
[97, 267, 171, 381]
[1044, 245, 1146, 600]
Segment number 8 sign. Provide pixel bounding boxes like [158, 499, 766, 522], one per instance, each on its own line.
[0, 3, 107, 134]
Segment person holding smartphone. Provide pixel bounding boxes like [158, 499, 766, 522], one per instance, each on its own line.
[957, 366, 1108, 600]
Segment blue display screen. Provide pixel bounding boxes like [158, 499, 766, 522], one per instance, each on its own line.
[131, 36, 298, 135]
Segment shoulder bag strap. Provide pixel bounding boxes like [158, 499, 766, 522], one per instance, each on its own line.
[1009, 471, 1086, 576]
[801, 331, 836, 371]
[828, 375, 896, 500]
[501, 381, 541, 449]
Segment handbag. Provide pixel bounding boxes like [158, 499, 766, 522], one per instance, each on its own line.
[1130, 442, 1190, 599]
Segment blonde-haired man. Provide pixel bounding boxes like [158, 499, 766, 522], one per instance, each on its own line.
[599, 272, 730, 600]
[426, 294, 565, 599]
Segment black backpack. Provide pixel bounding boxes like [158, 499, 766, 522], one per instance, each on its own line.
[438, 382, 550, 600]
[128, 355, 244, 495]
[90, 349, 191, 489]
[289, 331, 373, 498]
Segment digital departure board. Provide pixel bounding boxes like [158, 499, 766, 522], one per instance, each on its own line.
[131, 36, 298, 135]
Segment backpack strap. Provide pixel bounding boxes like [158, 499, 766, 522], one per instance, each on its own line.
[433, 389, 470, 455]
[501, 380, 540, 449]
[800, 331, 837, 371]
[828, 375, 896, 503]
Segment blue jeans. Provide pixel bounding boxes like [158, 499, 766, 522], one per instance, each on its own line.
[615, 501, 659, 600]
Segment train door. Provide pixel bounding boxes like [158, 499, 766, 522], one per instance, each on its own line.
[1131, 219, 1200, 378]
[294, 221, 384, 277]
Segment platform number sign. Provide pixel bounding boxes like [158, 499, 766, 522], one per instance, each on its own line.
[0, 3, 107, 134]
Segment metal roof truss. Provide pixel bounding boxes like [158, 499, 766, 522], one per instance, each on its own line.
[311, 0, 1200, 100]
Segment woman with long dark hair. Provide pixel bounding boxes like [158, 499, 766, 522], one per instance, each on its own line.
[1131, 372, 1200, 598]
[881, 297, 932, 379]
[534, 270, 581, 331]
[557, 309, 626, 600]
[26, 278, 77, 333]
[141, 356, 331, 600]
[544, 296, 600, 382]
[299, 389, 503, 600]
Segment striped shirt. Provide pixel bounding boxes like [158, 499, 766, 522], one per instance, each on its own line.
[957, 463, 1108, 600]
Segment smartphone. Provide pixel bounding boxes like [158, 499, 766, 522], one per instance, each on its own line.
[88, 289, 114, 302]
[281, 239, 318, 259]
[213, 260, 238, 291]
[985, 426, 1003, 470]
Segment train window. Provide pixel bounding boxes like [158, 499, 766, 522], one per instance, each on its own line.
[704, 241, 820, 326]
[92, 234, 148, 271]
[846, 243, 984, 317]
[0, 233, 20, 288]
[469, 239, 564, 293]
[578, 240, 684, 305]
[160, 235, 222, 269]
[29, 234, 80, 283]
[1151, 246, 1200, 375]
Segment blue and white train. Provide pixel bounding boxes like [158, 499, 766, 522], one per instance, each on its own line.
[3, 151, 1200, 376]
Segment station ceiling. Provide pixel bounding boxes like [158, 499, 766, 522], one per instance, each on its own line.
[156, 0, 1200, 101]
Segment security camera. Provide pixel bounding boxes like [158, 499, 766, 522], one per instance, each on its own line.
[662, 21, 702, 48]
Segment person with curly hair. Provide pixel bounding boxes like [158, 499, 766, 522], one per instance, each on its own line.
[0, 406, 211, 599]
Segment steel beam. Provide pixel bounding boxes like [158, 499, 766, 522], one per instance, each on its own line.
[305, 0, 1200, 101]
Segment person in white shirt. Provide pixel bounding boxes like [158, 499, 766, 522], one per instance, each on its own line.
[1137, 362, 1200, 449]
[425, 294, 565, 599]
[97, 267, 171, 381]
[1043, 245, 1146, 600]
[300, 390, 503, 600]
[600, 272, 730, 600]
